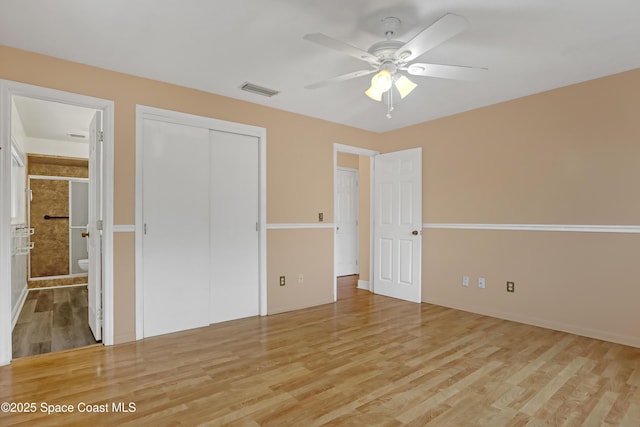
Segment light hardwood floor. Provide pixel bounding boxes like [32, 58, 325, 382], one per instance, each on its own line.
[1, 278, 638, 426]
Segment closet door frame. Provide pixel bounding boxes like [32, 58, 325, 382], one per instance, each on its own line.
[134, 105, 267, 340]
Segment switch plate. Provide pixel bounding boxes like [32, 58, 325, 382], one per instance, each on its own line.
[478, 277, 486, 289]
[507, 281, 515, 293]
[462, 276, 469, 287]
[298, 274, 304, 284]
[279, 276, 285, 286]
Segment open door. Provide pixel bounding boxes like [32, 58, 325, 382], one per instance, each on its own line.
[87, 112, 102, 341]
[373, 148, 422, 303]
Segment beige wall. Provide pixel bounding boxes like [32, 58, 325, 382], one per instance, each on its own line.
[337, 152, 359, 169]
[0, 45, 380, 342]
[267, 229, 334, 314]
[2, 45, 638, 348]
[381, 69, 640, 347]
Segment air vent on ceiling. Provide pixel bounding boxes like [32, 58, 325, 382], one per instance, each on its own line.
[240, 82, 279, 98]
[66, 130, 87, 139]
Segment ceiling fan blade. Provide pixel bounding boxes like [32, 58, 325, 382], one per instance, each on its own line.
[406, 63, 487, 81]
[396, 14, 469, 62]
[305, 69, 376, 90]
[304, 33, 379, 64]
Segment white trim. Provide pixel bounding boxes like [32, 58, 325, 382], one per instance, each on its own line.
[425, 297, 640, 349]
[266, 223, 336, 230]
[334, 143, 379, 157]
[0, 80, 115, 365]
[357, 280, 370, 291]
[135, 105, 267, 341]
[11, 284, 28, 330]
[337, 166, 358, 172]
[29, 274, 87, 281]
[113, 224, 135, 233]
[423, 223, 640, 234]
[29, 283, 88, 290]
[28, 175, 88, 182]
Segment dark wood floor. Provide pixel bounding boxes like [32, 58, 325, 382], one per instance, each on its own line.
[1, 280, 639, 425]
[12, 285, 98, 359]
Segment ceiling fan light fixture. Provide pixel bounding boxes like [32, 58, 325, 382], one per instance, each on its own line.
[370, 69, 392, 92]
[395, 75, 417, 99]
[365, 86, 383, 101]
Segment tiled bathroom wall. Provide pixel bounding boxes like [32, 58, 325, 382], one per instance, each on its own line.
[27, 155, 88, 282]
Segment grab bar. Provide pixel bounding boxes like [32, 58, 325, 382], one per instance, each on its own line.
[44, 215, 69, 220]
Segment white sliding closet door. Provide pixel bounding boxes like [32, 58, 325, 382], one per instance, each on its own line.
[209, 130, 259, 323]
[142, 119, 211, 337]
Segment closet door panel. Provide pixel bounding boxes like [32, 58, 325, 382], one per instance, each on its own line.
[142, 119, 210, 337]
[210, 130, 260, 323]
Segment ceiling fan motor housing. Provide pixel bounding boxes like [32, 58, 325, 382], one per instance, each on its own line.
[368, 40, 405, 63]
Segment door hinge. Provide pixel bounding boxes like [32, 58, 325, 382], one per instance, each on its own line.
[256, 222, 259, 232]
[144, 223, 147, 235]
[97, 219, 103, 231]
[99, 130, 104, 143]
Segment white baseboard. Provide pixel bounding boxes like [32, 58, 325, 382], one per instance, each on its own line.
[11, 285, 28, 331]
[357, 280, 370, 291]
[424, 297, 640, 349]
[268, 297, 334, 316]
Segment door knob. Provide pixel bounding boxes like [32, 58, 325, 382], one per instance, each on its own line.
[412, 230, 419, 236]
[82, 232, 90, 238]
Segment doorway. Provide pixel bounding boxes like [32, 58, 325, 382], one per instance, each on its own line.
[334, 144, 378, 300]
[0, 81, 114, 365]
[333, 143, 423, 304]
[336, 167, 359, 278]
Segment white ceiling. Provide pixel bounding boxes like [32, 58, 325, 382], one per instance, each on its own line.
[1, 0, 639, 133]
[13, 96, 97, 143]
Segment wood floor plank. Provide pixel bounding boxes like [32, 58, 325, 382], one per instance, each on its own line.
[1, 281, 639, 425]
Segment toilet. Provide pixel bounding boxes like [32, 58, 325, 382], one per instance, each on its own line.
[78, 259, 89, 271]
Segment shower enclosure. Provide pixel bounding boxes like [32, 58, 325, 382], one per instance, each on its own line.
[28, 176, 89, 280]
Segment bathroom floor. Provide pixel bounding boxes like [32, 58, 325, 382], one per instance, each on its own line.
[12, 285, 99, 359]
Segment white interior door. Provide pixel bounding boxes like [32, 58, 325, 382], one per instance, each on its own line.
[209, 130, 259, 323]
[336, 168, 359, 276]
[142, 119, 211, 337]
[373, 148, 422, 303]
[87, 112, 102, 341]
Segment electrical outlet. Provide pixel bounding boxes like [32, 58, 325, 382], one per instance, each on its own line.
[462, 276, 469, 287]
[507, 281, 515, 293]
[478, 277, 486, 289]
[298, 273, 304, 284]
[279, 276, 285, 286]
[319, 212, 324, 222]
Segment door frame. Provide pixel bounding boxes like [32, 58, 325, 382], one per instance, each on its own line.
[0, 80, 115, 365]
[134, 105, 267, 340]
[333, 143, 379, 301]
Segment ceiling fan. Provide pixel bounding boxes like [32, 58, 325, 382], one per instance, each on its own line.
[303, 13, 487, 118]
